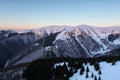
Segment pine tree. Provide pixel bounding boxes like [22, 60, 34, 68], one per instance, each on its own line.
[94, 75, 97, 80]
[86, 72, 89, 78]
[63, 63, 68, 72]
[66, 68, 73, 79]
[112, 61, 116, 65]
[98, 76, 101, 80]
[94, 63, 100, 71]
[86, 66, 89, 72]
[80, 65, 85, 75]
[98, 70, 102, 75]
[91, 72, 94, 78]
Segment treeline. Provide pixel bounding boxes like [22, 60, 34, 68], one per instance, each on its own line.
[23, 56, 120, 80]
[108, 33, 120, 42]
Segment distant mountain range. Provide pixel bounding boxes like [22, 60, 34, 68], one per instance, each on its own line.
[0, 25, 120, 68]
[0, 25, 120, 80]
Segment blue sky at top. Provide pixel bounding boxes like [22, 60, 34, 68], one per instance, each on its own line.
[0, 0, 120, 29]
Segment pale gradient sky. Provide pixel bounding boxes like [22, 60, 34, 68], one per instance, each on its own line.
[0, 0, 120, 30]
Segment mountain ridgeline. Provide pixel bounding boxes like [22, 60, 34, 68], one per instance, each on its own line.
[0, 25, 120, 68]
[0, 25, 120, 80]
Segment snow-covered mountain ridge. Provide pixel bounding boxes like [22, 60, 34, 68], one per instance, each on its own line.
[3, 25, 120, 67]
[0, 25, 120, 68]
[0, 25, 120, 80]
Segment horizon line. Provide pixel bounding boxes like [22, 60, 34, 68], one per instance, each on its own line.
[0, 24, 120, 31]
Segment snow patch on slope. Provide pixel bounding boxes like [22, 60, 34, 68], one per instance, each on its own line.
[69, 61, 120, 80]
[113, 38, 120, 45]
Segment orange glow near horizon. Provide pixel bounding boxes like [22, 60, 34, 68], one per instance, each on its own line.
[0, 0, 120, 31]
[0, 24, 42, 30]
[0, 23, 120, 30]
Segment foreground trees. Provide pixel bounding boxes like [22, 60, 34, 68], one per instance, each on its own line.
[23, 56, 120, 80]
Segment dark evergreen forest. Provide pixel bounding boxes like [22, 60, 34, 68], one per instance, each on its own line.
[23, 55, 120, 80]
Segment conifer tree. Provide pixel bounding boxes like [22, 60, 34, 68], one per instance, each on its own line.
[86, 66, 89, 72]
[94, 75, 97, 80]
[91, 72, 94, 78]
[98, 76, 101, 80]
[98, 70, 102, 75]
[80, 65, 85, 75]
[112, 61, 116, 65]
[94, 63, 100, 71]
[86, 72, 89, 78]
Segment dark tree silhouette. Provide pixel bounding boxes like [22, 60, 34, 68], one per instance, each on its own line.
[98, 70, 102, 75]
[80, 65, 85, 75]
[94, 63, 100, 71]
[108, 33, 120, 42]
[86, 66, 89, 72]
[94, 75, 97, 80]
[67, 68, 73, 78]
[98, 76, 101, 80]
[112, 61, 116, 65]
[91, 72, 94, 78]
[86, 72, 89, 78]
